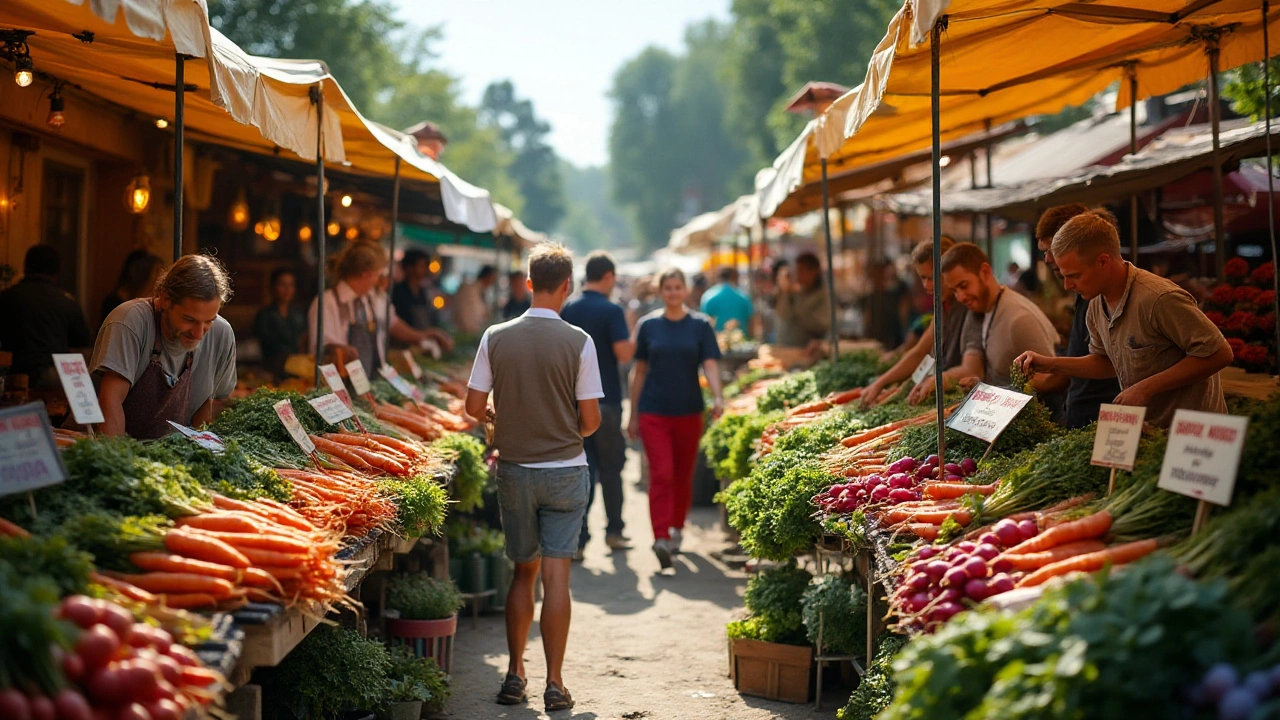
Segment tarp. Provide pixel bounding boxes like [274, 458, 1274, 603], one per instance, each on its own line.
[492, 203, 548, 249]
[760, 0, 1278, 221]
[883, 119, 1279, 220]
[668, 195, 759, 254]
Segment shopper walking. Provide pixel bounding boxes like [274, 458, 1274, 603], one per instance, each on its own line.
[562, 252, 635, 557]
[628, 268, 723, 571]
[464, 243, 603, 713]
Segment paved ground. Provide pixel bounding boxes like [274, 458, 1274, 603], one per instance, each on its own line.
[441, 447, 848, 720]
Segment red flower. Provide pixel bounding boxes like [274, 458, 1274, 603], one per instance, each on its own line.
[1225, 257, 1251, 279]
[1209, 285, 1236, 306]
[1251, 262, 1275, 286]
[1256, 312, 1277, 334]
[1224, 311, 1258, 334]
[1205, 310, 1227, 327]
[1236, 343, 1270, 367]
[1226, 337, 1246, 355]
[1258, 290, 1277, 310]
[1235, 286, 1263, 306]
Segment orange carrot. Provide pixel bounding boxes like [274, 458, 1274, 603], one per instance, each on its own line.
[104, 572, 236, 597]
[997, 540, 1108, 571]
[258, 566, 304, 581]
[841, 419, 913, 447]
[155, 593, 219, 609]
[176, 513, 271, 535]
[128, 552, 242, 582]
[828, 388, 863, 405]
[253, 498, 316, 531]
[898, 523, 940, 541]
[923, 482, 999, 500]
[237, 547, 308, 568]
[787, 400, 831, 417]
[364, 434, 420, 459]
[164, 529, 251, 569]
[0, 517, 30, 537]
[879, 507, 971, 526]
[1016, 539, 1160, 587]
[89, 571, 157, 603]
[178, 665, 226, 688]
[187, 530, 312, 555]
[1004, 510, 1113, 555]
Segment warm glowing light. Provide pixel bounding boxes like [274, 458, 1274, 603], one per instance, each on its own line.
[155, 118, 169, 129]
[340, 194, 353, 208]
[428, 260, 441, 274]
[261, 216, 281, 242]
[228, 189, 250, 231]
[939, 155, 952, 168]
[14, 70, 33, 88]
[432, 296, 445, 310]
[326, 220, 341, 237]
[298, 225, 313, 242]
[125, 175, 151, 214]
[344, 226, 359, 241]
[46, 90, 65, 130]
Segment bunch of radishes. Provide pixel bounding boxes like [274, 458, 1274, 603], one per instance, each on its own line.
[890, 517, 1039, 631]
[0, 595, 222, 720]
[1190, 662, 1280, 720]
[814, 454, 979, 515]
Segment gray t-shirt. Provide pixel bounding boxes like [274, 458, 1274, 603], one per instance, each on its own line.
[963, 287, 1058, 386]
[91, 298, 237, 424]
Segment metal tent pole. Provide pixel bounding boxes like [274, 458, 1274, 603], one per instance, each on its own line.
[312, 84, 327, 386]
[983, 118, 993, 259]
[820, 158, 839, 364]
[1265, 1, 1279, 374]
[932, 19, 947, 461]
[173, 54, 186, 262]
[1128, 68, 1140, 262]
[1208, 39, 1227, 278]
[386, 157, 401, 325]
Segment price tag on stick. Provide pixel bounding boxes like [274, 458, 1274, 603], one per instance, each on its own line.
[910, 354, 936, 386]
[166, 421, 227, 454]
[1090, 404, 1147, 494]
[308, 393, 355, 425]
[319, 363, 365, 432]
[344, 359, 373, 397]
[1158, 410, 1249, 532]
[53, 353, 104, 426]
[379, 366, 424, 403]
[273, 399, 316, 456]
[402, 350, 424, 381]
[0, 402, 68, 498]
[945, 382, 1033, 459]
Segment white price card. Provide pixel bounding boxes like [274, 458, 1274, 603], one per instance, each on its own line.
[379, 366, 419, 400]
[402, 350, 424, 381]
[344, 359, 373, 396]
[945, 382, 1033, 444]
[165, 421, 227, 454]
[1158, 409, 1249, 507]
[910, 354, 936, 386]
[273, 399, 316, 455]
[1090, 404, 1146, 471]
[320, 363, 356, 408]
[52, 353, 104, 425]
[308, 393, 355, 424]
[0, 403, 67, 496]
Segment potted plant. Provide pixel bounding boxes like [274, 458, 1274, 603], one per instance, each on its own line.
[726, 563, 814, 703]
[263, 625, 390, 720]
[382, 645, 452, 718]
[385, 574, 464, 672]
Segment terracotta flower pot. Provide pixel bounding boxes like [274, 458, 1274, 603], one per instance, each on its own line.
[386, 614, 457, 674]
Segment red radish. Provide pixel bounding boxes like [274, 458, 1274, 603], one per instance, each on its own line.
[904, 592, 930, 613]
[964, 578, 992, 601]
[118, 660, 160, 701]
[937, 587, 962, 604]
[86, 665, 128, 706]
[944, 462, 964, 476]
[973, 543, 1000, 561]
[993, 520, 1022, 547]
[918, 464, 937, 479]
[889, 457, 917, 474]
[143, 701, 181, 720]
[924, 560, 949, 580]
[97, 604, 135, 644]
[943, 566, 969, 587]
[29, 697, 55, 720]
[978, 532, 1001, 547]
[960, 457, 978, 475]
[1017, 519, 1039, 540]
[62, 652, 85, 683]
[956, 541, 977, 553]
[115, 704, 151, 720]
[932, 601, 963, 622]
[962, 556, 989, 579]
[53, 691, 92, 720]
[888, 488, 915, 502]
[142, 680, 177, 704]
[58, 597, 102, 630]
[991, 557, 1015, 575]
[152, 655, 182, 685]
[870, 485, 890, 502]
[76, 625, 121, 669]
[990, 574, 1016, 594]
[888, 473, 912, 489]
[866, 475, 885, 488]
[917, 546, 939, 559]
[0, 690, 31, 720]
[924, 454, 940, 466]
[905, 573, 931, 591]
[163, 646, 199, 668]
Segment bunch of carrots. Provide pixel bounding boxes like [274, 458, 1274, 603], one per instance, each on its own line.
[307, 431, 424, 477]
[275, 468, 398, 537]
[820, 408, 950, 478]
[373, 402, 448, 442]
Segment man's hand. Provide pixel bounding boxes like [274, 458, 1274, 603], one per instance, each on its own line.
[1014, 351, 1053, 378]
[1112, 383, 1151, 408]
[907, 378, 935, 405]
[711, 398, 724, 419]
[859, 379, 885, 409]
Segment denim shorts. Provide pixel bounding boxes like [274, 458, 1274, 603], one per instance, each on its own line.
[495, 461, 589, 563]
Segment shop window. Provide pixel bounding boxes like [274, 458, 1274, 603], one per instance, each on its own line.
[41, 160, 84, 296]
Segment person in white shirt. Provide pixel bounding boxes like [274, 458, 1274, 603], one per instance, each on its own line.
[453, 264, 498, 334]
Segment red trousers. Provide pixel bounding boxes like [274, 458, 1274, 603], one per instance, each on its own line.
[638, 413, 704, 540]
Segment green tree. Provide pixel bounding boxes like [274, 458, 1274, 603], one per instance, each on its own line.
[1223, 60, 1280, 120]
[556, 162, 635, 252]
[479, 81, 565, 231]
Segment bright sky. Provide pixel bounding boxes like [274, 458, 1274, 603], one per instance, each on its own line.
[389, 0, 731, 168]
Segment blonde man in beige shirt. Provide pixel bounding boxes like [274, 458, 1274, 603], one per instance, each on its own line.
[1015, 211, 1232, 428]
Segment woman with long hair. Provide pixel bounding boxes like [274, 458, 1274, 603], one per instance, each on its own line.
[627, 268, 722, 570]
[101, 250, 164, 323]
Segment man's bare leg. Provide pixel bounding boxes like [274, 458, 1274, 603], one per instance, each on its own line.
[539, 557, 573, 688]
[506, 558, 541, 679]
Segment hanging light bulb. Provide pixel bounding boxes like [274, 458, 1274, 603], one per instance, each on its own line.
[428, 259, 441, 274]
[125, 174, 151, 214]
[46, 87, 65, 130]
[298, 224, 313, 242]
[261, 215, 281, 242]
[340, 194, 353, 208]
[326, 220, 341, 237]
[228, 188, 250, 231]
[14, 56, 33, 88]
[344, 226, 359, 241]
[155, 118, 169, 129]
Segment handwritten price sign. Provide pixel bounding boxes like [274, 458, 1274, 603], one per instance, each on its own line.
[273, 399, 316, 455]
[53, 353, 104, 425]
[910, 354, 936, 386]
[379, 366, 424, 402]
[1158, 410, 1248, 507]
[308, 393, 355, 424]
[945, 382, 1033, 444]
[0, 403, 67, 496]
[1090, 404, 1146, 471]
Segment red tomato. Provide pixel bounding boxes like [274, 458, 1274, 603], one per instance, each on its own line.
[75, 626, 120, 669]
[142, 700, 181, 720]
[97, 604, 135, 646]
[114, 703, 151, 720]
[52, 690, 92, 720]
[57, 597, 102, 630]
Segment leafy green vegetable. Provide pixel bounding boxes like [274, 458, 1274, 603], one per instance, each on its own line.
[385, 645, 451, 712]
[0, 565, 72, 695]
[1175, 487, 1280, 626]
[801, 575, 866, 655]
[384, 474, 449, 539]
[888, 397, 1060, 464]
[430, 433, 489, 512]
[838, 634, 908, 720]
[0, 535, 92, 596]
[972, 427, 1121, 521]
[211, 388, 327, 462]
[813, 350, 885, 396]
[719, 460, 835, 560]
[386, 574, 463, 621]
[141, 435, 291, 502]
[757, 371, 818, 413]
[263, 625, 391, 720]
[700, 410, 781, 482]
[55, 512, 170, 570]
[729, 562, 812, 646]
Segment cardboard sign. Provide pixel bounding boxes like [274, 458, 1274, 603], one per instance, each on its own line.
[344, 359, 373, 396]
[0, 403, 67, 496]
[273, 399, 316, 455]
[52, 353, 104, 425]
[308, 393, 355, 424]
[1158, 410, 1249, 507]
[320, 363, 356, 409]
[402, 350, 424, 381]
[379, 366, 420, 401]
[166, 421, 227, 454]
[1090, 404, 1146, 471]
[945, 382, 1033, 444]
[910, 354, 936, 386]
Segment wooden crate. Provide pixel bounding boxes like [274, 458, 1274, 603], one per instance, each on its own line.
[730, 638, 812, 704]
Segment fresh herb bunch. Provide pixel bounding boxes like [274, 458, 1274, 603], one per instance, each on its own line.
[813, 350, 885, 396]
[886, 397, 1059, 464]
[0, 566, 73, 697]
[1176, 487, 1280, 626]
[971, 427, 1116, 521]
[700, 410, 780, 483]
[772, 410, 866, 460]
[451, 527, 505, 557]
[430, 433, 489, 512]
[54, 436, 210, 518]
[757, 371, 818, 413]
[881, 556, 1257, 720]
[837, 634, 908, 720]
[211, 388, 328, 449]
[0, 534, 93, 596]
[263, 625, 391, 720]
[384, 474, 449, 539]
[801, 575, 866, 655]
[730, 562, 812, 645]
[385, 645, 451, 712]
[55, 512, 170, 570]
[823, 512, 869, 553]
[718, 459, 837, 560]
[143, 435, 291, 502]
[1234, 395, 1280, 500]
[386, 574, 463, 621]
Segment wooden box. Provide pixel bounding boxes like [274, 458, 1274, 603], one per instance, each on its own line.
[730, 638, 813, 704]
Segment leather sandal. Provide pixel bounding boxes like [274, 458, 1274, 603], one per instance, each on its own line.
[496, 673, 527, 705]
[544, 682, 575, 712]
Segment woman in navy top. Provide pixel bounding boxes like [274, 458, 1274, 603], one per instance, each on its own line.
[628, 268, 723, 570]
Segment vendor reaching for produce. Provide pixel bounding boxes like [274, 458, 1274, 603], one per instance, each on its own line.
[1015, 211, 1231, 427]
[861, 236, 980, 408]
[774, 252, 831, 351]
[308, 241, 453, 373]
[91, 254, 237, 439]
[908, 242, 1058, 403]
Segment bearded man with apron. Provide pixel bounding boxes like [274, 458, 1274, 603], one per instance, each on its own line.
[92, 255, 238, 439]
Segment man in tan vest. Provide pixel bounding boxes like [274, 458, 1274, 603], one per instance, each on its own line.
[465, 243, 602, 712]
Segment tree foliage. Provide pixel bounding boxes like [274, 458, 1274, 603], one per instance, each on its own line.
[1223, 60, 1280, 121]
[480, 80, 566, 231]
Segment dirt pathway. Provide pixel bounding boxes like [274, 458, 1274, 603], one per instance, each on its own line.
[442, 448, 845, 720]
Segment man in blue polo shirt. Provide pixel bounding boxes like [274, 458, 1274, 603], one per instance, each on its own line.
[700, 267, 753, 332]
[561, 251, 635, 556]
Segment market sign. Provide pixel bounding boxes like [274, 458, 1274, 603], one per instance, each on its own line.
[1090, 404, 1146, 471]
[320, 363, 356, 408]
[344, 360, 373, 397]
[1158, 409, 1249, 507]
[379, 366, 424, 402]
[910, 354, 936, 386]
[402, 350, 424, 381]
[308, 393, 354, 425]
[165, 421, 226, 454]
[52, 353, 104, 426]
[0, 403, 67, 496]
[273, 399, 316, 455]
[945, 382, 1033, 444]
